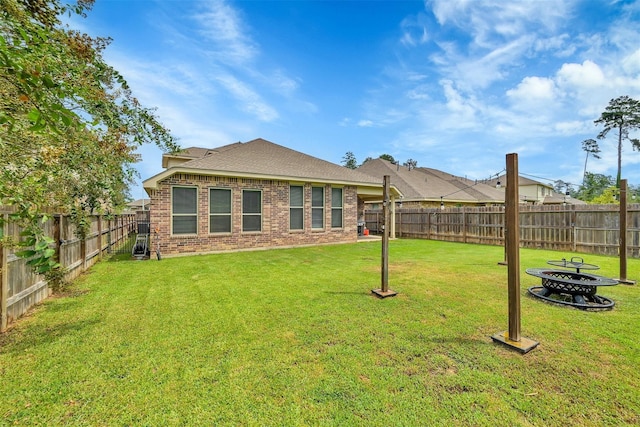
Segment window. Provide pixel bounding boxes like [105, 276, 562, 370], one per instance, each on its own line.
[312, 186, 324, 229]
[172, 187, 197, 234]
[242, 190, 262, 232]
[331, 187, 343, 228]
[209, 188, 232, 233]
[290, 185, 304, 230]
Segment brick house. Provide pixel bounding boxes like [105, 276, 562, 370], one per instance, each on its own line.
[143, 138, 401, 256]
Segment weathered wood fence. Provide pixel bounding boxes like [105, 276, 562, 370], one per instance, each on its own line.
[0, 211, 137, 331]
[365, 204, 640, 258]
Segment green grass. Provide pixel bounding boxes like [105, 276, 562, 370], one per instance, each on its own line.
[1, 239, 639, 426]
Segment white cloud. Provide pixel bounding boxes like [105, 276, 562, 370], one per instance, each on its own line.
[440, 80, 479, 128]
[400, 14, 430, 47]
[215, 74, 279, 122]
[358, 120, 374, 127]
[556, 60, 606, 89]
[506, 76, 557, 111]
[193, 0, 258, 65]
[622, 49, 640, 74]
[429, 0, 573, 47]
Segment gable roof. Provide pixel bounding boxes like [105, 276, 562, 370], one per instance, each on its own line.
[487, 174, 554, 189]
[357, 159, 505, 204]
[145, 138, 401, 199]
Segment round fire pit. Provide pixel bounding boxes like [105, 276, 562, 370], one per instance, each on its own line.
[525, 268, 618, 310]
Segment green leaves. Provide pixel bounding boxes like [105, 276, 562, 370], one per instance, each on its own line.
[15, 236, 59, 274]
[1, 0, 176, 279]
[593, 96, 640, 187]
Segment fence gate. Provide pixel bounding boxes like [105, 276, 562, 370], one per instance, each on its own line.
[113, 210, 150, 256]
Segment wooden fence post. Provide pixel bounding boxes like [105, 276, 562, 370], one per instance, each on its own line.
[619, 180, 635, 284]
[462, 207, 467, 243]
[1, 213, 8, 332]
[97, 216, 103, 260]
[81, 235, 87, 272]
[372, 175, 397, 298]
[52, 215, 61, 267]
[492, 153, 538, 354]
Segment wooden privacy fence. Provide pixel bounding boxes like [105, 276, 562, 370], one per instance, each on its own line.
[0, 211, 136, 331]
[365, 204, 640, 258]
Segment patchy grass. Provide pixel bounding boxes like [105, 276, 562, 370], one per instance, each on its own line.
[1, 239, 638, 426]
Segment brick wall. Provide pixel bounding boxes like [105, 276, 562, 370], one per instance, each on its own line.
[149, 174, 359, 256]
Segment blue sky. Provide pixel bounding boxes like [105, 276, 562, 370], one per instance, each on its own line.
[74, 0, 640, 198]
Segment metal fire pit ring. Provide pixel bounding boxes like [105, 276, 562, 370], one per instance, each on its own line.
[525, 268, 618, 310]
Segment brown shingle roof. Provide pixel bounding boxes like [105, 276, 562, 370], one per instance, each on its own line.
[357, 159, 505, 203]
[178, 138, 381, 184]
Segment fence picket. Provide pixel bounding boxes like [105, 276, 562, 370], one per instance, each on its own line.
[0, 211, 137, 331]
[365, 204, 640, 258]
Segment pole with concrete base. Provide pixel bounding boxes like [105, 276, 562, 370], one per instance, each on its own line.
[372, 175, 397, 298]
[491, 153, 539, 354]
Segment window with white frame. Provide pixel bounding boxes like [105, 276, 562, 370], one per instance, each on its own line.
[209, 188, 232, 233]
[331, 187, 343, 228]
[172, 186, 197, 234]
[242, 189, 262, 232]
[290, 185, 304, 230]
[312, 186, 324, 229]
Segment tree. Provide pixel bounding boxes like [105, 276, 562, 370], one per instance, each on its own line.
[341, 151, 357, 169]
[581, 138, 601, 186]
[594, 96, 640, 187]
[590, 187, 619, 205]
[379, 154, 395, 163]
[574, 172, 614, 202]
[553, 180, 573, 197]
[360, 156, 373, 165]
[1, 0, 178, 281]
[403, 158, 418, 170]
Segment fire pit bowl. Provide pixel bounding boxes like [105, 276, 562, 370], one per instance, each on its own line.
[525, 268, 618, 310]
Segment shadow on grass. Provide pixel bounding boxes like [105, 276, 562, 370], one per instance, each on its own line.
[0, 317, 101, 355]
[323, 291, 374, 296]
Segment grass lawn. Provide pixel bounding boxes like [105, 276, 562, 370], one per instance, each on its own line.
[1, 239, 639, 426]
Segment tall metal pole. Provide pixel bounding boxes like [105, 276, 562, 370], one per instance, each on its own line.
[492, 153, 538, 353]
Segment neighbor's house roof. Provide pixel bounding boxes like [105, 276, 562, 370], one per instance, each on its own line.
[126, 199, 151, 209]
[357, 159, 505, 204]
[487, 174, 586, 205]
[487, 175, 555, 189]
[145, 138, 401, 201]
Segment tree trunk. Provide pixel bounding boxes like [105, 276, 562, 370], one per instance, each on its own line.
[617, 123, 623, 188]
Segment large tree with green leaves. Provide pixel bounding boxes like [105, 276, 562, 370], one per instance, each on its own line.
[593, 96, 640, 187]
[574, 172, 615, 202]
[1, 0, 178, 278]
[341, 151, 357, 169]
